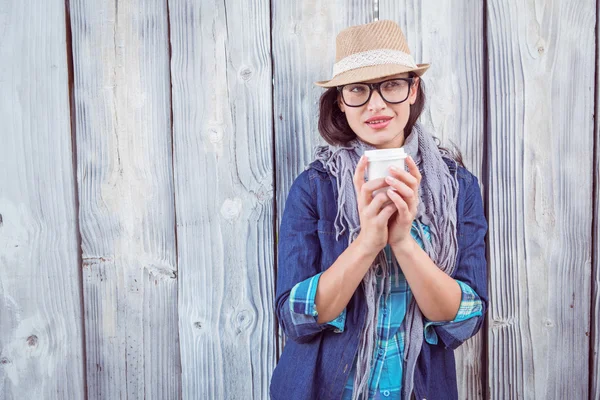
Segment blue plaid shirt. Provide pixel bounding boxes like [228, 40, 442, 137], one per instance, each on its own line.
[289, 222, 483, 400]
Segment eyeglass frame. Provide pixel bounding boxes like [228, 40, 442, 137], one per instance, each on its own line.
[336, 77, 415, 107]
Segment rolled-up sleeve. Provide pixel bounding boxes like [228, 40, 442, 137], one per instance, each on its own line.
[275, 170, 341, 343]
[424, 280, 483, 345]
[426, 174, 488, 350]
[289, 272, 346, 333]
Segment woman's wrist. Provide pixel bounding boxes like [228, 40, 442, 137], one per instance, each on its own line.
[390, 236, 418, 258]
[353, 233, 383, 260]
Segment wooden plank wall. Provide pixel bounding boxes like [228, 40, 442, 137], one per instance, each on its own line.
[0, 1, 86, 399]
[594, 2, 600, 397]
[487, 0, 595, 398]
[169, 0, 276, 398]
[69, 0, 180, 398]
[2, 0, 600, 399]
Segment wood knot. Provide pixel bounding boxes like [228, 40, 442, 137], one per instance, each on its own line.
[220, 198, 243, 221]
[234, 309, 254, 335]
[207, 127, 223, 144]
[491, 317, 516, 330]
[27, 335, 38, 347]
[543, 319, 554, 328]
[239, 66, 253, 81]
[0, 357, 10, 365]
[193, 321, 203, 330]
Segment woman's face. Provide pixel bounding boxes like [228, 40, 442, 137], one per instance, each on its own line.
[338, 72, 420, 149]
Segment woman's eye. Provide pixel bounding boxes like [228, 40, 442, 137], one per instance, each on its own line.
[383, 81, 401, 89]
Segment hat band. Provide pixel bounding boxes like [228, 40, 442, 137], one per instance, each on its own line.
[332, 49, 418, 78]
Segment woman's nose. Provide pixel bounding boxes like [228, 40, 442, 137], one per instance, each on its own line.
[367, 89, 386, 111]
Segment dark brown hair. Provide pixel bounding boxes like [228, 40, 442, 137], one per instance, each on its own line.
[317, 74, 464, 167]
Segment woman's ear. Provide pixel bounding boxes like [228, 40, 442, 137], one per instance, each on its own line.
[409, 77, 420, 105]
[337, 95, 345, 113]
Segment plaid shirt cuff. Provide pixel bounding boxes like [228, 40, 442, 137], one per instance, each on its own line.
[424, 280, 483, 345]
[289, 272, 346, 333]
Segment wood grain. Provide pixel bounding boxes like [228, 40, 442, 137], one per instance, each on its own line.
[486, 1, 595, 398]
[0, 1, 86, 399]
[68, 0, 180, 398]
[168, 0, 276, 398]
[593, 3, 600, 398]
[378, 2, 486, 398]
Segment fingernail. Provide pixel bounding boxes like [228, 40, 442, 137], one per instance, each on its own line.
[385, 176, 396, 183]
[389, 166, 399, 172]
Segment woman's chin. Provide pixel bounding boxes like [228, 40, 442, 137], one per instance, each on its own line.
[357, 130, 404, 148]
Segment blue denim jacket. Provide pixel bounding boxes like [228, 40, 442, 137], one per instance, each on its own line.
[270, 158, 488, 400]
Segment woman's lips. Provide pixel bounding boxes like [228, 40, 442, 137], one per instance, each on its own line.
[365, 117, 392, 130]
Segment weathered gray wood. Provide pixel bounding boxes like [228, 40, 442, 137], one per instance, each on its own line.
[486, 1, 595, 398]
[0, 1, 86, 399]
[378, 2, 486, 398]
[272, 0, 374, 353]
[168, 0, 276, 398]
[68, 0, 180, 398]
[593, 4, 600, 398]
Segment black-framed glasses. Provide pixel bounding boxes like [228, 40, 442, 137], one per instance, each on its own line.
[337, 78, 414, 107]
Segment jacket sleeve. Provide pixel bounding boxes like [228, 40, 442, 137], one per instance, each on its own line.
[289, 272, 346, 333]
[423, 280, 483, 345]
[428, 174, 489, 350]
[274, 170, 342, 343]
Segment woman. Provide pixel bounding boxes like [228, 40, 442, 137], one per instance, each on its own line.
[270, 19, 488, 400]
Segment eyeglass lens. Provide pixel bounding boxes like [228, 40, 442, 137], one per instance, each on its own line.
[341, 79, 411, 107]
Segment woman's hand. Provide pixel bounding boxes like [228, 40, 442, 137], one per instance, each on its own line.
[353, 155, 398, 256]
[385, 155, 422, 248]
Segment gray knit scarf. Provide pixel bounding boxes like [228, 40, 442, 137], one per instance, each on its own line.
[313, 122, 459, 400]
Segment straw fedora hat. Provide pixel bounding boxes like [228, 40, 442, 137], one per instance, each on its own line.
[315, 19, 430, 87]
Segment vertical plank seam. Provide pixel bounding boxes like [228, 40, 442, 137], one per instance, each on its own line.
[269, 0, 281, 365]
[481, 1, 490, 399]
[590, 0, 599, 398]
[63, 0, 89, 398]
[165, 0, 183, 398]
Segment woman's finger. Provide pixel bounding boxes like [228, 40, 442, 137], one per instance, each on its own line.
[360, 177, 388, 205]
[387, 188, 409, 214]
[386, 178, 419, 213]
[375, 203, 397, 223]
[353, 156, 367, 208]
[388, 166, 418, 189]
[384, 176, 419, 213]
[384, 176, 413, 198]
[363, 191, 393, 218]
[406, 155, 422, 185]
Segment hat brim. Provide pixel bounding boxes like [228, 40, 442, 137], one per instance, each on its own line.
[314, 63, 430, 88]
